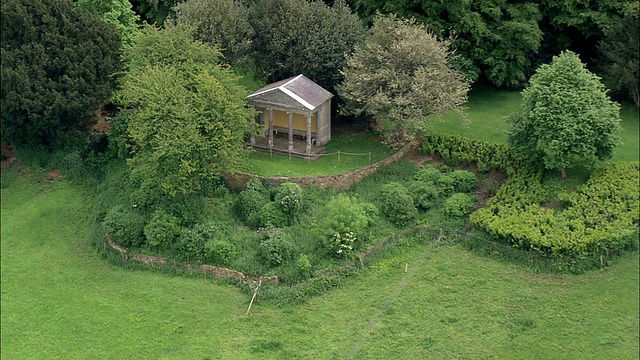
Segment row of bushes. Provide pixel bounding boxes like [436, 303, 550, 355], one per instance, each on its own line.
[471, 162, 640, 256]
[421, 132, 520, 173]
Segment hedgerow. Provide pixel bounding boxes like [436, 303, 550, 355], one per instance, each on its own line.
[471, 162, 639, 256]
[422, 132, 519, 172]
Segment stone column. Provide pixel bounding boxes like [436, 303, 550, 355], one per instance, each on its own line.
[306, 114, 312, 154]
[288, 112, 294, 152]
[268, 108, 274, 148]
[250, 106, 256, 146]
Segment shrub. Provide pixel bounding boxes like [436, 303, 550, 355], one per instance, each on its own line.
[443, 193, 476, 217]
[177, 222, 220, 262]
[245, 178, 265, 192]
[325, 231, 357, 258]
[258, 224, 295, 267]
[421, 132, 519, 172]
[144, 210, 181, 249]
[103, 204, 146, 247]
[409, 182, 439, 210]
[255, 202, 287, 228]
[380, 182, 417, 225]
[449, 170, 478, 193]
[205, 239, 236, 266]
[275, 182, 303, 224]
[321, 194, 372, 237]
[471, 162, 640, 256]
[235, 189, 269, 224]
[415, 166, 442, 184]
[436, 176, 455, 196]
[296, 254, 312, 278]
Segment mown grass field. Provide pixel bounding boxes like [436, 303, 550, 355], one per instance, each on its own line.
[428, 85, 639, 161]
[2, 170, 638, 359]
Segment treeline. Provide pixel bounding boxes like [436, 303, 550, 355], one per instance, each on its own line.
[133, 0, 639, 99]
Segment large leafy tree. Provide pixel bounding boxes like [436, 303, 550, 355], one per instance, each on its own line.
[338, 14, 470, 147]
[74, 0, 140, 47]
[597, 3, 639, 106]
[507, 51, 622, 178]
[352, 0, 543, 89]
[248, 0, 366, 92]
[1, 0, 122, 147]
[175, 0, 254, 67]
[114, 25, 257, 197]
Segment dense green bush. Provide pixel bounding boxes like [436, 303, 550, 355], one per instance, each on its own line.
[235, 189, 269, 226]
[296, 254, 312, 278]
[409, 182, 439, 210]
[422, 132, 519, 172]
[144, 210, 181, 249]
[275, 182, 303, 224]
[449, 170, 478, 193]
[103, 205, 146, 247]
[205, 239, 236, 266]
[380, 182, 417, 225]
[471, 162, 640, 255]
[443, 193, 476, 217]
[320, 194, 373, 252]
[258, 224, 295, 267]
[177, 222, 220, 261]
[414, 166, 442, 184]
[245, 178, 266, 192]
[255, 202, 287, 228]
[436, 175, 455, 196]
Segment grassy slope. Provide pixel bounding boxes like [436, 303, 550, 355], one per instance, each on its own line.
[429, 85, 639, 162]
[2, 173, 638, 358]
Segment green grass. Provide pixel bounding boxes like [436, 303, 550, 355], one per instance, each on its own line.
[429, 84, 639, 161]
[242, 131, 396, 177]
[2, 170, 638, 358]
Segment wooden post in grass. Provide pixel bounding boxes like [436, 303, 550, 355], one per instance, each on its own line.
[246, 277, 262, 316]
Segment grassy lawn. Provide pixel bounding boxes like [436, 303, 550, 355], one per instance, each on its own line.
[242, 131, 396, 177]
[2, 171, 638, 359]
[429, 84, 639, 162]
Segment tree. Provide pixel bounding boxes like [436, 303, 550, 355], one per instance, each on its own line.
[129, 0, 176, 25]
[507, 51, 622, 178]
[175, 0, 254, 68]
[74, 0, 140, 47]
[598, 3, 639, 106]
[248, 0, 366, 92]
[352, 0, 543, 89]
[114, 25, 258, 197]
[1, 0, 122, 147]
[337, 14, 470, 147]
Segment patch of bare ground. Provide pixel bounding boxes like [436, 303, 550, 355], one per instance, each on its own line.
[45, 169, 61, 181]
[1, 144, 16, 173]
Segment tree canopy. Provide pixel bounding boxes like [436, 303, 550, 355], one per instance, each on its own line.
[507, 51, 622, 178]
[175, 0, 254, 68]
[597, 3, 639, 106]
[338, 14, 470, 147]
[1, 0, 122, 147]
[74, 0, 140, 47]
[351, 0, 634, 91]
[114, 25, 257, 197]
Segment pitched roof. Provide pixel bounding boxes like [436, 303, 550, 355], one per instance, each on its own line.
[246, 74, 333, 112]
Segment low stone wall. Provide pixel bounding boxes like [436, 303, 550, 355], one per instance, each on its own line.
[105, 234, 279, 285]
[225, 141, 416, 190]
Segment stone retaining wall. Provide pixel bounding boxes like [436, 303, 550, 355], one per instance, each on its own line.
[105, 234, 279, 285]
[224, 141, 416, 190]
